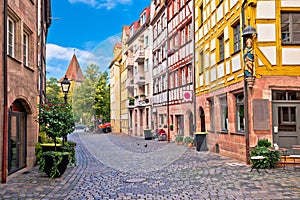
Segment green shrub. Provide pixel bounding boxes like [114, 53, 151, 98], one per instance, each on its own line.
[184, 136, 194, 144]
[250, 139, 281, 169]
[35, 143, 43, 165]
[38, 131, 53, 143]
[61, 141, 77, 166]
[39, 151, 69, 178]
[257, 138, 272, 148]
[175, 135, 184, 143]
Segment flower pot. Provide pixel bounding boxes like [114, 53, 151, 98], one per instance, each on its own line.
[187, 142, 193, 147]
[43, 152, 69, 178]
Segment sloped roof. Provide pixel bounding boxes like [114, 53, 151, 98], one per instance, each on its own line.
[61, 54, 84, 82]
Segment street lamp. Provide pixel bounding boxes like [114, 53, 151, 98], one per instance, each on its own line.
[61, 76, 71, 104]
[61, 76, 70, 143]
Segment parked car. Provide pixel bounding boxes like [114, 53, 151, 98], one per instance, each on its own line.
[98, 122, 111, 133]
[106, 122, 111, 132]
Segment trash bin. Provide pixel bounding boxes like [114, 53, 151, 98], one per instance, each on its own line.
[144, 129, 152, 140]
[194, 132, 208, 151]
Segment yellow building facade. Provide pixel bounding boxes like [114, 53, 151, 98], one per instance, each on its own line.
[195, 0, 300, 162]
[109, 44, 122, 133]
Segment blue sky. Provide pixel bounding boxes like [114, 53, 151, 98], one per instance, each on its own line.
[46, 0, 150, 79]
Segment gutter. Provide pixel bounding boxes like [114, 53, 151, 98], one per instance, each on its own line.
[242, 0, 250, 165]
[192, 0, 196, 135]
[2, 0, 8, 183]
[165, 0, 170, 142]
[39, 0, 45, 106]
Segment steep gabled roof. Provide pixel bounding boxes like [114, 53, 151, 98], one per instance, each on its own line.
[62, 54, 84, 82]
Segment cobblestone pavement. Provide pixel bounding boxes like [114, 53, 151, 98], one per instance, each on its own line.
[0, 130, 300, 199]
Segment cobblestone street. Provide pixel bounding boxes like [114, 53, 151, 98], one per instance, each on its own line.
[1, 131, 300, 199]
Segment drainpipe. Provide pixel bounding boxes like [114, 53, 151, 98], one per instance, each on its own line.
[165, 0, 170, 142]
[192, 0, 196, 135]
[242, 0, 250, 165]
[2, 0, 8, 183]
[39, 0, 45, 106]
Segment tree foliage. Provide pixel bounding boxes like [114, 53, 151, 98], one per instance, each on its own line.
[38, 103, 75, 143]
[94, 71, 110, 122]
[72, 64, 110, 128]
[46, 77, 63, 103]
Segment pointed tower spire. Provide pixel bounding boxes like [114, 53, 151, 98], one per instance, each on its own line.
[63, 53, 84, 83]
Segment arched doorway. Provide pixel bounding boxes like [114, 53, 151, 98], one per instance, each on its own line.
[8, 99, 29, 174]
[199, 107, 206, 132]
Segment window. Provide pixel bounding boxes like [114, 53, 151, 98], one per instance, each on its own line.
[209, 99, 215, 131]
[272, 90, 300, 100]
[281, 12, 300, 44]
[153, 80, 157, 93]
[162, 43, 167, 59]
[145, 84, 149, 96]
[218, 34, 224, 61]
[141, 12, 146, 25]
[187, 65, 192, 83]
[157, 20, 161, 33]
[163, 75, 167, 90]
[145, 59, 149, 71]
[175, 70, 179, 87]
[144, 36, 148, 47]
[199, 4, 203, 27]
[23, 33, 29, 66]
[236, 94, 245, 132]
[232, 22, 241, 53]
[174, 33, 179, 48]
[181, 67, 186, 85]
[158, 77, 162, 92]
[153, 25, 157, 38]
[130, 26, 134, 36]
[162, 13, 166, 29]
[7, 18, 15, 57]
[187, 23, 192, 41]
[169, 72, 174, 88]
[199, 51, 204, 74]
[220, 96, 228, 131]
[278, 106, 296, 132]
[170, 37, 174, 50]
[181, 28, 186, 46]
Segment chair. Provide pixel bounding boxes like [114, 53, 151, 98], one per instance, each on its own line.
[250, 156, 265, 174]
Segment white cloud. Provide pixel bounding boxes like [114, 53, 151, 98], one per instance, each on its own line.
[69, 0, 132, 10]
[46, 33, 121, 79]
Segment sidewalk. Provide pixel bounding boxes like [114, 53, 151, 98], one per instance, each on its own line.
[0, 131, 300, 199]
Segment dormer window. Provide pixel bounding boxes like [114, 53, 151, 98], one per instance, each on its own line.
[130, 26, 134, 37]
[141, 12, 146, 25]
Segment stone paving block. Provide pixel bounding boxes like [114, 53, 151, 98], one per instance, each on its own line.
[0, 131, 300, 199]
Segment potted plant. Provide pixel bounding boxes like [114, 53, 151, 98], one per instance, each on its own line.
[250, 138, 281, 170]
[175, 135, 184, 145]
[170, 124, 174, 131]
[184, 136, 194, 147]
[37, 103, 75, 178]
[140, 94, 146, 100]
[128, 97, 135, 105]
